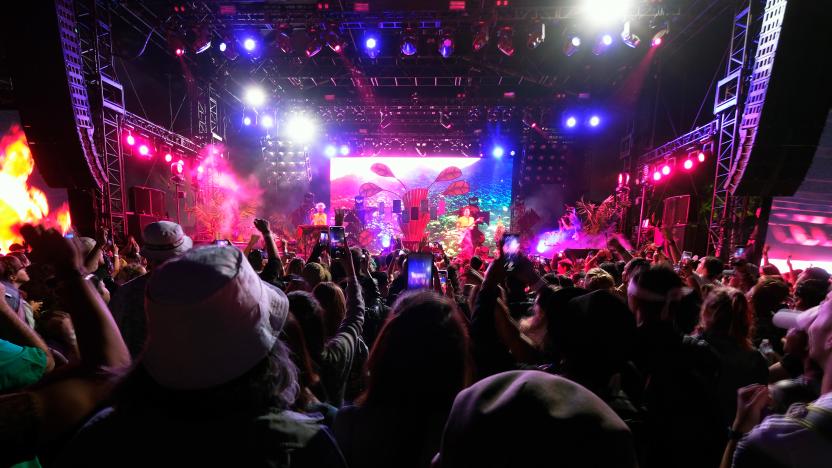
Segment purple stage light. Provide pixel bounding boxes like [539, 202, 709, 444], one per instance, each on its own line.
[243, 38, 257, 51]
[589, 115, 601, 127]
[324, 145, 337, 158]
[339, 145, 350, 156]
[565, 116, 578, 128]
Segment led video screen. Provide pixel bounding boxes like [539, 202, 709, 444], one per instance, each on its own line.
[330, 156, 512, 255]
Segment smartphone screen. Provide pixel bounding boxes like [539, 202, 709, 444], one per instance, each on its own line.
[329, 226, 345, 256]
[438, 269, 448, 285]
[319, 231, 329, 245]
[734, 247, 746, 258]
[407, 253, 433, 289]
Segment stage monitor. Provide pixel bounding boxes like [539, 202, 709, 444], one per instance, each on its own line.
[330, 156, 512, 255]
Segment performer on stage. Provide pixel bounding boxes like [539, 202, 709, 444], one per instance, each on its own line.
[311, 202, 328, 226]
[456, 207, 475, 230]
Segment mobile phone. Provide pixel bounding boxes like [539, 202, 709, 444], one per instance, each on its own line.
[734, 247, 746, 258]
[681, 251, 692, 261]
[501, 233, 521, 270]
[329, 226, 345, 256]
[319, 231, 329, 246]
[212, 239, 231, 247]
[438, 269, 448, 285]
[64, 233, 75, 239]
[406, 253, 433, 289]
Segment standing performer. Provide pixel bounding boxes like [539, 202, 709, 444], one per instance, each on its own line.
[311, 203, 328, 226]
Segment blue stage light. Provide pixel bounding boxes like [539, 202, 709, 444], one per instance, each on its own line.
[324, 145, 337, 158]
[339, 145, 350, 156]
[260, 115, 273, 128]
[565, 116, 578, 128]
[366, 37, 377, 49]
[589, 115, 601, 127]
[242, 116, 252, 126]
[492, 146, 505, 158]
[243, 38, 257, 51]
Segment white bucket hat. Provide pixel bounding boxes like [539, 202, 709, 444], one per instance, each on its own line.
[140, 221, 193, 262]
[142, 246, 289, 389]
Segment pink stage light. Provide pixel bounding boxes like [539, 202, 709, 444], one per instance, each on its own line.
[126, 134, 135, 146]
[697, 151, 706, 162]
[164, 153, 173, 163]
[652, 171, 662, 181]
[138, 144, 150, 156]
[176, 160, 184, 174]
[661, 164, 671, 176]
[652, 37, 662, 47]
[683, 159, 694, 170]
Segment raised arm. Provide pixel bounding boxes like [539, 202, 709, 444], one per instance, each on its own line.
[254, 218, 285, 280]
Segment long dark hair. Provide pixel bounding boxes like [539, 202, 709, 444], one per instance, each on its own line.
[312, 282, 346, 339]
[359, 290, 472, 409]
[288, 291, 325, 361]
[281, 312, 324, 408]
[699, 287, 754, 350]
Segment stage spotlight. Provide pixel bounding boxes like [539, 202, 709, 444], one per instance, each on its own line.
[326, 25, 347, 53]
[285, 115, 317, 143]
[565, 116, 578, 128]
[652, 28, 668, 47]
[653, 171, 662, 181]
[697, 151, 706, 163]
[261, 115, 274, 128]
[401, 29, 418, 56]
[497, 27, 515, 57]
[364, 36, 380, 58]
[243, 116, 252, 126]
[583, 0, 632, 26]
[175, 47, 185, 57]
[472, 21, 489, 52]
[125, 133, 135, 146]
[339, 145, 350, 156]
[243, 38, 257, 52]
[244, 87, 267, 107]
[661, 164, 671, 176]
[190, 25, 212, 54]
[306, 26, 323, 58]
[324, 145, 337, 158]
[219, 42, 227, 52]
[620, 21, 641, 48]
[276, 30, 293, 54]
[165, 153, 173, 163]
[438, 30, 454, 58]
[492, 146, 505, 158]
[510, 150, 516, 156]
[197, 165, 204, 174]
[220, 35, 238, 60]
[589, 115, 601, 127]
[564, 35, 581, 56]
[683, 159, 694, 170]
[527, 20, 545, 49]
[592, 34, 613, 55]
[138, 144, 150, 156]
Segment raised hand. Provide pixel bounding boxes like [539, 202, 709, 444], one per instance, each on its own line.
[20, 225, 83, 275]
[253, 218, 271, 235]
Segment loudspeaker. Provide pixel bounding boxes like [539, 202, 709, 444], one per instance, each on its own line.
[410, 207, 419, 220]
[401, 209, 410, 223]
[429, 206, 438, 221]
[732, 1, 831, 196]
[151, 190, 166, 217]
[127, 213, 162, 242]
[393, 200, 402, 213]
[130, 186, 167, 217]
[6, 1, 102, 188]
[419, 199, 429, 214]
[662, 195, 691, 226]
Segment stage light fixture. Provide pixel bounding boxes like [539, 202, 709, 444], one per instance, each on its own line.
[190, 25, 212, 54]
[243, 116, 252, 126]
[653, 171, 662, 181]
[125, 133, 135, 146]
[592, 34, 613, 55]
[583, 0, 632, 26]
[220, 34, 239, 60]
[138, 144, 150, 156]
[697, 151, 706, 163]
[243, 38, 257, 51]
[175, 47, 185, 57]
[324, 145, 337, 158]
[472, 21, 489, 52]
[364, 36, 380, 58]
[683, 159, 694, 170]
[620, 21, 641, 48]
[284, 115, 317, 143]
[306, 26, 323, 58]
[244, 87, 267, 107]
[219, 42, 227, 52]
[497, 27, 515, 57]
[652, 28, 668, 47]
[276, 30, 293, 54]
[527, 20, 545, 49]
[492, 146, 505, 158]
[381, 235, 391, 249]
[438, 30, 454, 58]
[261, 115, 274, 128]
[197, 165, 204, 174]
[589, 115, 601, 127]
[401, 29, 418, 56]
[565, 116, 578, 128]
[339, 145, 350, 156]
[564, 35, 581, 56]
[661, 164, 671, 176]
[510, 150, 516, 156]
[165, 153, 173, 163]
[326, 25, 347, 53]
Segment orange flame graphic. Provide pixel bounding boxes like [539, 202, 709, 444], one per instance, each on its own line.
[0, 124, 71, 252]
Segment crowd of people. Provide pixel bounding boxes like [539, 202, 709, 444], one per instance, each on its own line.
[1, 218, 831, 467]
